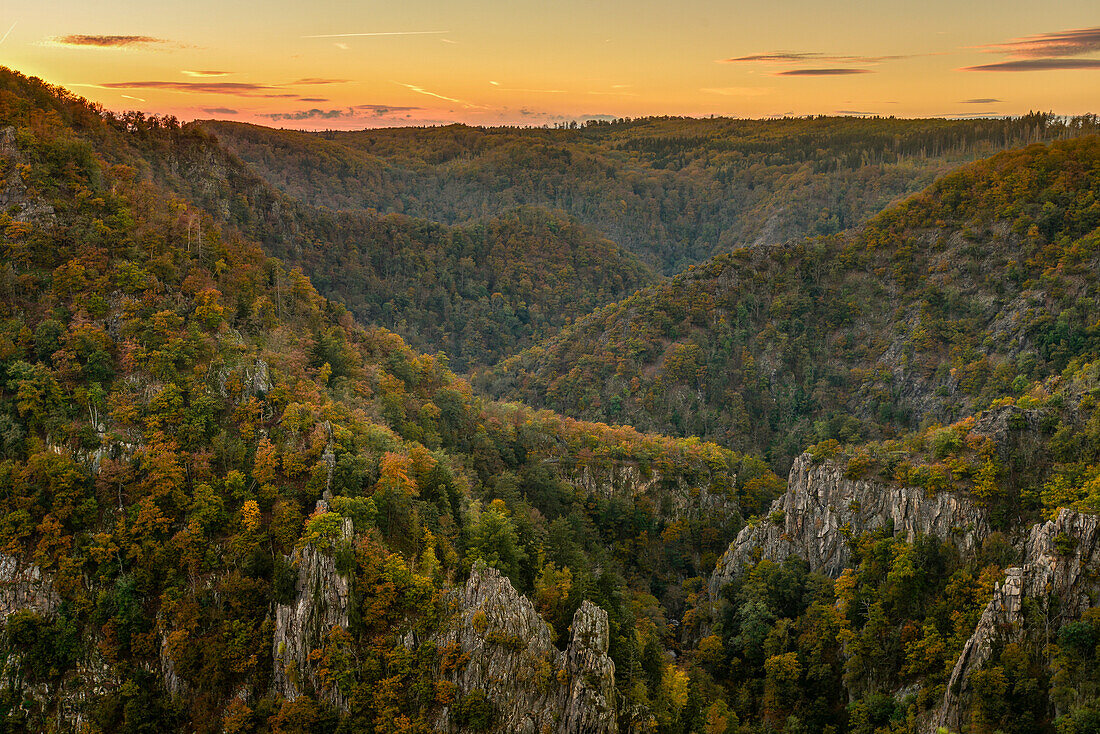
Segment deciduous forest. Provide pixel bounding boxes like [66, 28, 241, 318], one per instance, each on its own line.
[2, 67, 1100, 734]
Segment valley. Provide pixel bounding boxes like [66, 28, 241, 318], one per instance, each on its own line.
[1, 66, 1099, 734]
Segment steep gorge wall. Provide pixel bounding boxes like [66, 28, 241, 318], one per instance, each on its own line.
[709, 453, 990, 596]
[706, 451, 1100, 734]
[931, 509, 1100, 733]
[564, 459, 739, 520]
[272, 505, 355, 709]
[433, 564, 617, 734]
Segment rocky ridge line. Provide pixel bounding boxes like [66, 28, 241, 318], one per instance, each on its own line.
[709, 453, 990, 597]
[433, 563, 617, 734]
[931, 509, 1100, 733]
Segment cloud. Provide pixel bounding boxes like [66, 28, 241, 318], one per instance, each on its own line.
[299, 97, 328, 102]
[261, 103, 423, 122]
[0, 22, 16, 46]
[102, 80, 273, 93]
[773, 68, 874, 76]
[397, 83, 484, 109]
[289, 78, 350, 85]
[723, 52, 911, 64]
[182, 70, 230, 77]
[700, 86, 770, 96]
[262, 108, 354, 121]
[835, 109, 875, 115]
[978, 26, 1100, 58]
[98, 78, 348, 98]
[960, 58, 1100, 72]
[960, 98, 1003, 104]
[202, 107, 238, 115]
[50, 34, 173, 48]
[302, 31, 449, 38]
[352, 103, 422, 114]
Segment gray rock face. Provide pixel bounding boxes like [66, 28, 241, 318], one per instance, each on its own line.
[272, 509, 354, 708]
[565, 460, 739, 521]
[435, 564, 617, 734]
[931, 509, 1100, 733]
[0, 554, 59, 620]
[710, 454, 990, 596]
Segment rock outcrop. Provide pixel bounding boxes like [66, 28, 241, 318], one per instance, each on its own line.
[434, 564, 617, 734]
[0, 553, 59, 620]
[710, 454, 990, 596]
[931, 509, 1100, 733]
[272, 507, 355, 708]
[564, 460, 739, 521]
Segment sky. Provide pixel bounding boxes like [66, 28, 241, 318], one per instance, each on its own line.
[0, 1, 1097, 130]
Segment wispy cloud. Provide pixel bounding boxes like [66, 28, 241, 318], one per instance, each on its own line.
[120, 94, 145, 102]
[97, 78, 349, 98]
[961, 58, 1100, 72]
[962, 26, 1100, 72]
[290, 78, 350, 85]
[0, 22, 16, 46]
[262, 103, 423, 122]
[99, 81, 299, 98]
[774, 68, 874, 76]
[262, 108, 355, 121]
[302, 31, 449, 38]
[977, 26, 1100, 58]
[960, 98, 1003, 104]
[352, 103, 422, 113]
[835, 109, 875, 115]
[397, 82, 484, 108]
[202, 107, 238, 115]
[182, 70, 230, 77]
[723, 52, 912, 64]
[50, 34, 173, 48]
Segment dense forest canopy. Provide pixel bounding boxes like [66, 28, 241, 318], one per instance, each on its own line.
[2, 67, 1100, 734]
[482, 136, 1100, 470]
[203, 114, 1100, 274]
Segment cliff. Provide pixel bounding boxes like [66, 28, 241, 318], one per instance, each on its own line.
[434, 564, 617, 734]
[0, 554, 59, 620]
[564, 459, 739, 520]
[931, 509, 1100, 733]
[271, 505, 355, 709]
[710, 453, 990, 596]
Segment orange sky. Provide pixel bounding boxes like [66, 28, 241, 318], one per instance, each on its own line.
[0, 1, 1097, 129]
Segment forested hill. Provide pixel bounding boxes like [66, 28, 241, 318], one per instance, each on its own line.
[202, 114, 1100, 274]
[0, 68, 777, 730]
[0, 69, 657, 371]
[7, 66, 1100, 734]
[480, 136, 1100, 469]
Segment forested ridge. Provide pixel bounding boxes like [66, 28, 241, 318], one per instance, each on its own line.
[0, 68, 773, 731]
[2, 76, 657, 372]
[203, 114, 1100, 275]
[3, 66, 1100, 734]
[483, 136, 1100, 469]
